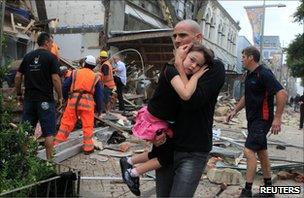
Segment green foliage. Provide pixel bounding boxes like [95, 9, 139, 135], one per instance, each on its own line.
[287, 1, 304, 79]
[293, 0, 304, 24]
[0, 91, 56, 195]
[286, 34, 304, 78]
[0, 35, 10, 87]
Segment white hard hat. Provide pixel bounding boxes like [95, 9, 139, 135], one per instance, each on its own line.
[84, 55, 96, 66]
[59, 66, 68, 72]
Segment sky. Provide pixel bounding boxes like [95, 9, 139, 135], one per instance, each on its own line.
[219, 0, 303, 47]
[219, 0, 303, 94]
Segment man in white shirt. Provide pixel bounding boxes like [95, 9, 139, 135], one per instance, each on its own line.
[113, 55, 127, 111]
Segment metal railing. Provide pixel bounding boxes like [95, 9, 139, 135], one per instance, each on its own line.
[0, 163, 81, 197]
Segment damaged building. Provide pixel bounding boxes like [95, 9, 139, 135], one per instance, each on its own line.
[1, 0, 244, 98]
[0, 0, 61, 86]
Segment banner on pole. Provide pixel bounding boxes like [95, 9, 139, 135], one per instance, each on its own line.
[245, 7, 264, 46]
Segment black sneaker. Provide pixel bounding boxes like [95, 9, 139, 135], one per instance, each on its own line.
[124, 169, 140, 196]
[240, 188, 252, 197]
[120, 157, 133, 182]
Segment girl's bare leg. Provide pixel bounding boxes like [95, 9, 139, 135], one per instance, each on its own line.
[134, 158, 161, 175]
[131, 152, 150, 164]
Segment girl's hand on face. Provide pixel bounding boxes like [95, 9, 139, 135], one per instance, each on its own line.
[175, 44, 193, 67]
[194, 65, 209, 78]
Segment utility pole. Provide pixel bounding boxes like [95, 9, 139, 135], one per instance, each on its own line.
[0, 0, 5, 67]
[259, 0, 266, 63]
[279, 40, 284, 84]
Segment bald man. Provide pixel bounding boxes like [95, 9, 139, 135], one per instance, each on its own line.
[154, 20, 225, 197]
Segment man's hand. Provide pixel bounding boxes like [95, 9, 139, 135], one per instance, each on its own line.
[270, 116, 281, 135]
[152, 131, 166, 147]
[57, 98, 63, 111]
[225, 109, 237, 123]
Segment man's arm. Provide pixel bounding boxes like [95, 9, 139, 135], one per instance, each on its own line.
[15, 71, 23, 96]
[271, 89, 287, 134]
[52, 74, 63, 105]
[226, 96, 245, 122]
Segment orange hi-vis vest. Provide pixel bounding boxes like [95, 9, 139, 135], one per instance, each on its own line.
[68, 68, 100, 112]
[101, 60, 116, 89]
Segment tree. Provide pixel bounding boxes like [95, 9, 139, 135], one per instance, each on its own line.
[286, 0, 304, 83]
[293, 0, 304, 24]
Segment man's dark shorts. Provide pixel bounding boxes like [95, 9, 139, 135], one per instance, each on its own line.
[103, 87, 113, 105]
[148, 138, 173, 167]
[245, 119, 271, 151]
[22, 100, 56, 137]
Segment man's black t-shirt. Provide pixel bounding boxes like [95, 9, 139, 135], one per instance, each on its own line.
[147, 64, 179, 121]
[18, 48, 60, 101]
[172, 59, 225, 152]
[245, 65, 283, 123]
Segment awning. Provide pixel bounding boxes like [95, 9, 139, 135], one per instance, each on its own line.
[108, 29, 174, 69]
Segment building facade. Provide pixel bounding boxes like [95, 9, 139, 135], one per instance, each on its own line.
[232, 35, 252, 99]
[41, 0, 105, 60]
[200, 0, 240, 71]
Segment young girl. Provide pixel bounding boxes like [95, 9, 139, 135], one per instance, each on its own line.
[120, 44, 214, 196]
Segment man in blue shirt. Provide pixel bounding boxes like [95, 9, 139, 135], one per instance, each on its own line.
[113, 55, 127, 111]
[226, 46, 287, 197]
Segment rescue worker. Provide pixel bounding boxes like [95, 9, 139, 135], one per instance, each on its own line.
[98, 50, 116, 112]
[59, 66, 72, 80]
[54, 55, 103, 154]
[113, 55, 127, 111]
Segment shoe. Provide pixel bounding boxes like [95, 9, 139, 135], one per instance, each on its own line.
[83, 149, 94, 155]
[120, 157, 133, 182]
[124, 169, 140, 196]
[240, 188, 252, 197]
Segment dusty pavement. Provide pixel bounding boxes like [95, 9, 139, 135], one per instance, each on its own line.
[61, 106, 303, 197]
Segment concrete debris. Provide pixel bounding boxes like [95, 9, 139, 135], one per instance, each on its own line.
[205, 157, 223, 173]
[277, 171, 294, 180]
[207, 168, 243, 185]
[98, 149, 132, 158]
[277, 171, 304, 183]
[37, 127, 109, 162]
[118, 142, 131, 152]
[89, 154, 109, 162]
[215, 106, 230, 117]
[93, 138, 104, 150]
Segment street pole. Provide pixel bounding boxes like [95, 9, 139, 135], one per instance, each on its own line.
[259, 0, 266, 64]
[279, 41, 284, 84]
[0, 0, 5, 67]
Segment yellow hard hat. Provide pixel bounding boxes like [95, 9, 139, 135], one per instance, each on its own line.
[100, 50, 108, 58]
